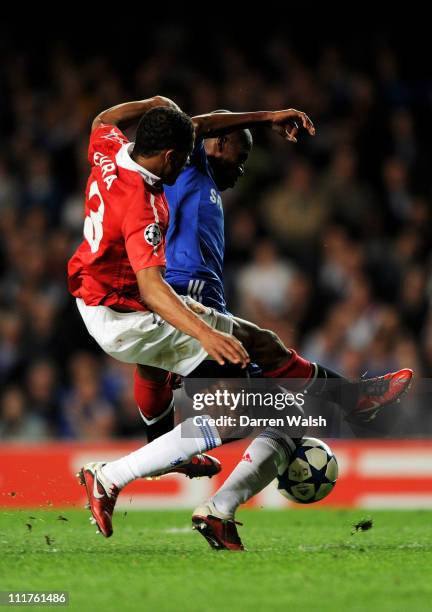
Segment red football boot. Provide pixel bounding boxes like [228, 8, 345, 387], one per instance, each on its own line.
[77, 462, 120, 538]
[348, 368, 413, 423]
[168, 454, 221, 478]
[147, 454, 222, 480]
[192, 502, 245, 551]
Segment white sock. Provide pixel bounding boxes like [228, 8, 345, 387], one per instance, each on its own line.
[101, 416, 221, 489]
[211, 431, 296, 518]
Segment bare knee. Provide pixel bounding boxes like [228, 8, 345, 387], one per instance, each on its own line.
[255, 327, 290, 367]
[233, 319, 290, 367]
[255, 327, 282, 352]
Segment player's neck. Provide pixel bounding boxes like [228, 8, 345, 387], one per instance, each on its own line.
[131, 151, 162, 180]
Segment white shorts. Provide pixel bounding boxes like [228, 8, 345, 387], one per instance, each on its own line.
[76, 297, 233, 376]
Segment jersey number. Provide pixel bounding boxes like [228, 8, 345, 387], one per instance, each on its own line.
[84, 181, 105, 253]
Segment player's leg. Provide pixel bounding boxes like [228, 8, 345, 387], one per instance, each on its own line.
[192, 429, 298, 551]
[134, 364, 221, 478]
[191, 319, 412, 550]
[83, 373, 302, 538]
[99, 371, 293, 499]
[134, 365, 175, 441]
[79, 413, 223, 536]
[232, 317, 413, 421]
[210, 431, 295, 517]
[76, 296, 233, 536]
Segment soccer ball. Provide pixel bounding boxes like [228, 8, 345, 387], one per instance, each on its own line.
[276, 437, 338, 504]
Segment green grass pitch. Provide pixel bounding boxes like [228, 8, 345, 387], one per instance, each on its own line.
[1, 508, 431, 611]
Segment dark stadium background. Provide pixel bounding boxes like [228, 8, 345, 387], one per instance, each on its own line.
[0, 16, 431, 442]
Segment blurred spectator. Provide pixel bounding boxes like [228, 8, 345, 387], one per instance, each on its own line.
[0, 312, 24, 383]
[302, 305, 354, 372]
[25, 360, 59, 433]
[320, 145, 375, 231]
[59, 353, 116, 440]
[343, 278, 380, 351]
[0, 387, 49, 441]
[260, 160, 328, 255]
[388, 109, 417, 168]
[382, 157, 412, 226]
[0, 160, 19, 213]
[236, 240, 296, 318]
[21, 153, 62, 224]
[398, 266, 429, 339]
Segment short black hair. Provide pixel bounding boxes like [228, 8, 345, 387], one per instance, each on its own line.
[133, 107, 194, 157]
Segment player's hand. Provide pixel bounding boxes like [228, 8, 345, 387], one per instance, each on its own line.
[271, 109, 315, 143]
[153, 96, 181, 112]
[199, 329, 250, 368]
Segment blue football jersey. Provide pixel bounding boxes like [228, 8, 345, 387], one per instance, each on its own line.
[164, 140, 262, 378]
[164, 139, 228, 313]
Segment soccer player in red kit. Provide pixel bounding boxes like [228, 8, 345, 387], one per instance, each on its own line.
[68, 97, 245, 479]
[70, 98, 412, 541]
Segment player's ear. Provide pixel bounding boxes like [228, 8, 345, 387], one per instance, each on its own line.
[165, 149, 176, 166]
[217, 136, 227, 153]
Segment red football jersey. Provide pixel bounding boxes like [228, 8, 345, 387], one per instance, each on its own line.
[68, 124, 169, 312]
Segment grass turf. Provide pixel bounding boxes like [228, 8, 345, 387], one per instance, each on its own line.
[0, 508, 431, 611]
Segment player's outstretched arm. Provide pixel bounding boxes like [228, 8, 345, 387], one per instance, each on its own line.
[192, 109, 315, 143]
[91, 96, 180, 132]
[136, 266, 250, 368]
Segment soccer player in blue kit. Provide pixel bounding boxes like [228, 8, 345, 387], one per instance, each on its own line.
[135, 108, 412, 550]
[164, 112, 249, 315]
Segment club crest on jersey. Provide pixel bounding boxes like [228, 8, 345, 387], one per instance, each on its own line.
[144, 223, 162, 247]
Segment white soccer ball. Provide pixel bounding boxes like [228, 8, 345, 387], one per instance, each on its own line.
[276, 437, 338, 504]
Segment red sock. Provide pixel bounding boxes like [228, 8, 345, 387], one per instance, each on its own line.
[134, 368, 174, 424]
[263, 350, 314, 386]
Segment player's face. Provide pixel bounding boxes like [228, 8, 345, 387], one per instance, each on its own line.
[212, 134, 251, 191]
[163, 148, 192, 185]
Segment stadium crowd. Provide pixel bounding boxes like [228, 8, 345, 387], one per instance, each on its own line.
[0, 27, 430, 440]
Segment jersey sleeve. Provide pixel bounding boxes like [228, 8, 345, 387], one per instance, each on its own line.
[88, 124, 129, 165]
[122, 191, 166, 273]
